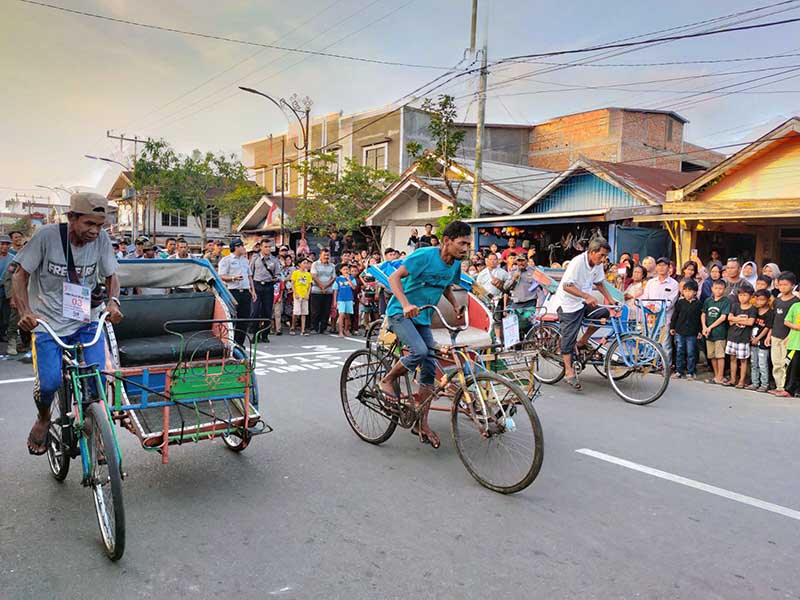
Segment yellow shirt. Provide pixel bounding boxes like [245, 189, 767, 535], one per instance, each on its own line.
[291, 270, 313, 299]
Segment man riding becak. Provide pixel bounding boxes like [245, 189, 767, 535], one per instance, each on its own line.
[379, 220, 471, 449]
[12, 193, 123, 455]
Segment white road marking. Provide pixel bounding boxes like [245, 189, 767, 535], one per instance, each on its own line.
[0, 376, 35, 385]
[256, 348, 355, 359]
[576, 448, 800, 522]
[328, 334, 365, 344]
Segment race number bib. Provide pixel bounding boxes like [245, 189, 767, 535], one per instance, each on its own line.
[502, 313, 520, 349]
[62, 281, 91, 323]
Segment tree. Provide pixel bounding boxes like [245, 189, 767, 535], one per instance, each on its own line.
[8, 216, 32, 236]
[405, 94, 470, 227]
[133, 139, 259, 245]
[295, 153, 397, 250]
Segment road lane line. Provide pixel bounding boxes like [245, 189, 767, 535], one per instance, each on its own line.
[257, 349, 355, 359]
[0, 376, 35, 385]
[328, 334, 365, 344]
[576, 448, 800, 522]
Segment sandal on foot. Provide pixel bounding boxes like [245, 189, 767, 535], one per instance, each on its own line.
[564, 376, 582, 390]
[27, 429, 48, 456]
[411, 426, 440, 449]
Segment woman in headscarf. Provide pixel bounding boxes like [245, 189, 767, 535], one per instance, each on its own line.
[762, 262, 781, 296]
[741, 261, 758, 287]
[700, 263, 724, 303]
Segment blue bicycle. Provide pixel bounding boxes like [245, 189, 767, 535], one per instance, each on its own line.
[526, 303, 669, 405]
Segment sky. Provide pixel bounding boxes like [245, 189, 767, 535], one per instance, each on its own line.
[2, 0, 800, 203]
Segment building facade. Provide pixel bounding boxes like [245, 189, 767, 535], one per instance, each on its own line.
[527, 108, 725, 173]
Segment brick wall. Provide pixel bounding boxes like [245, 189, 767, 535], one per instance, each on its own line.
[528, 108, 694, 172]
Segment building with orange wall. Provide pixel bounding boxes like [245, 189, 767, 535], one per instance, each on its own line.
[636, 118, 800, 273]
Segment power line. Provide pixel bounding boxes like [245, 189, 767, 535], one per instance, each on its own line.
[511, 51, 800, 68]
[493, 16, 800, 64]
[479, 132, 799, 188]
[123, 0, 347, 130]
[17, 0, 455, 70]
[151, 0, 426, 133]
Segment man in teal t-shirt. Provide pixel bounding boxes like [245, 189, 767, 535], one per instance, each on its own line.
[380, 220, 471, 449]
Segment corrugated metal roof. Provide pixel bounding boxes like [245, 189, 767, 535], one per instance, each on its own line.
[418, 176, 518, 216]
[588, 160, 698, 205]
[456, 158, 554, 201]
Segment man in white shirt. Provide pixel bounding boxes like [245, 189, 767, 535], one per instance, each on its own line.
[643, 256, 679, 366]
[476, 252, 510, 339]
[553, 238, 614, 389]
[218, 239, 257, 345]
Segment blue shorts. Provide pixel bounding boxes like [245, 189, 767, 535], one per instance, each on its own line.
[32, 321, 106, 410]
[337, 300, 354, 315]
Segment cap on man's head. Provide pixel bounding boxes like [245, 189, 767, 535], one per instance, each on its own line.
[111, 239, 120, 248]
[69, 192, 108, 216]
[279, 245, 289, 251]
[0, 235, 11, 244]
[230, 239, 244, 252]
[142, 240, 155, 252]
[656, 256, 670, 265]
[135, 235, 149, 245]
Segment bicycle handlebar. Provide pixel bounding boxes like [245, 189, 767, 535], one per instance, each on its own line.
[417, 303, 470, 332]
[36, 311, 109, 351]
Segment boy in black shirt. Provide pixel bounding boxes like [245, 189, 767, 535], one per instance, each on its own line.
[748, 289, 774, 392]
[726, 284, 757, 389]
[670, 279, 703, 380]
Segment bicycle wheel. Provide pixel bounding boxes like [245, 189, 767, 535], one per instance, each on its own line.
[340, 349, 398, 444]
[46, 384, 71, 481]
[525, 323, 565, 384]
[365, 319, 382, 350]
[85, 402, 126, 561]
[451, 371, 544, 494]
[604, 334, 668, 405]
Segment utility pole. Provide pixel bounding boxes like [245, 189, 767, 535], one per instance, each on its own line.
[470, 1, 488, 218]
[107, 131, 147, 161]
[469, 0, 478, 54]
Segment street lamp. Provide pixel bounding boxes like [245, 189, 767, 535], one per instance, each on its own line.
[85, 154, 138, 239]
[239, 86, 313, 245]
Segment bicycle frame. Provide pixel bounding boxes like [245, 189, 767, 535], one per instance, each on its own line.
[40, 313, 123, 484]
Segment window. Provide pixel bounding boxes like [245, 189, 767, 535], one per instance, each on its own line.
[666, 119, 674, 142]
[363, 142, 388, 170]
[161, 211, 187, 228]
[416, 195, 443, 213]
[205, 206, 220, 229]
[272, 163, 290, 194]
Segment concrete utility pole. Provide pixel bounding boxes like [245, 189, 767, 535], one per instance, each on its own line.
[107, 131, 147, 161]
[470, 1, 489, 218]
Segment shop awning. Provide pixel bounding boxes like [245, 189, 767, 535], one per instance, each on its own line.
[468, 208, 610, 227]
[633, 208, 800, 223]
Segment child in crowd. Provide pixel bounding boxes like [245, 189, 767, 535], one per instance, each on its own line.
[780, 295, 800, 397]
[726, 285, 757, 389]
[769, 272, 799, 396]
[702, 279, 730, 385]
[333, 263, 357, 337]
[359, 269, 380, 332]
[748, 290, 774, 392]
[752, 275, 773, 306]
[290, 257, 313, 336]
[349, 263, 362, 334]
[670, 279, 703, 380]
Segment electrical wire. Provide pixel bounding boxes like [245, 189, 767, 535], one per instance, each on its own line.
[151, 0, 428, 133]
[123, 0, 348, 130]
[17, 0, 456, 70]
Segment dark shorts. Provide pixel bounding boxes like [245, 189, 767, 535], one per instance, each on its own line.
[557, 305, 610, 355]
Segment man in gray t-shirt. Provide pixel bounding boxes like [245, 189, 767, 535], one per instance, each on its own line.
[309, 248, 336, 333]
[12, 192, 122, 456]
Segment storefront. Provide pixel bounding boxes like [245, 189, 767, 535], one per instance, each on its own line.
[469, 158, 694, 263]
[636, 118, 800, 273]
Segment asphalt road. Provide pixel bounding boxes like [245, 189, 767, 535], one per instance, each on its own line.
[1, 335, 799, 600]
